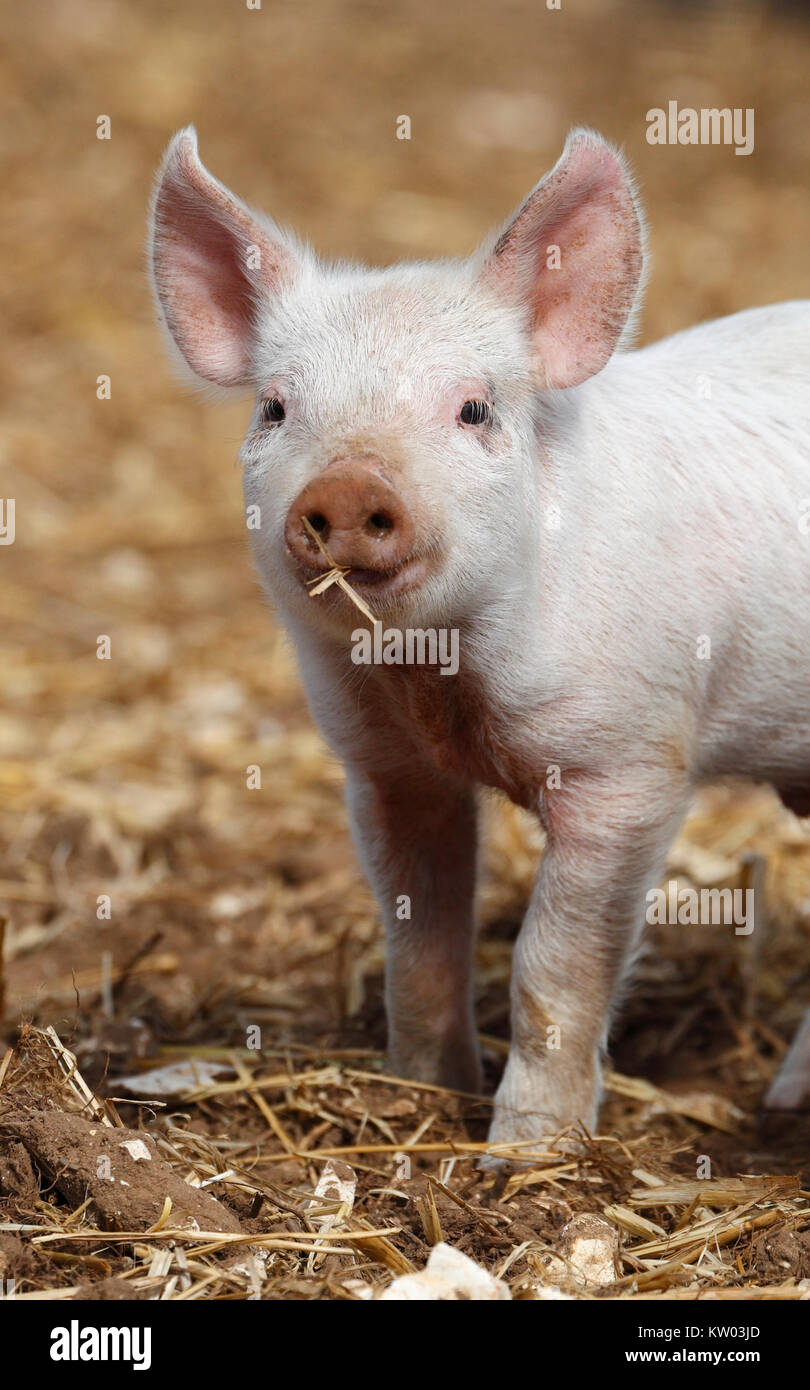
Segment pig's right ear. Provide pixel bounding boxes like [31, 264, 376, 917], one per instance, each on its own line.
[149, 127, 299, 388]
[479, 129, 645, 390]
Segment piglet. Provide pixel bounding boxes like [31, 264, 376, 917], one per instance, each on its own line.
[150, 126, 810, 1147]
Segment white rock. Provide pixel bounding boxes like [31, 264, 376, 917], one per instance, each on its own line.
[119, 1139, 152, 1163]
[380, 1243, 511, 1301]
[545, 1214, 619, 1287]
[113, 1059, 231, 1099]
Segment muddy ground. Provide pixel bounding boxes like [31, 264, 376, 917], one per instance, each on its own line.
[1, 0, 810, 1300]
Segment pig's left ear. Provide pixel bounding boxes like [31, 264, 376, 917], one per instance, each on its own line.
[149, 126, 300, 388]
[480, 129, 645, 390]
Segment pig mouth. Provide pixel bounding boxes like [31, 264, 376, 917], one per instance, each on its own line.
[340, 556, 430, 595]
[288, 551, 431, 603]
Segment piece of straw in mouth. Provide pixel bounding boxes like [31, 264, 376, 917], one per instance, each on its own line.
[301, 516, 379, 626]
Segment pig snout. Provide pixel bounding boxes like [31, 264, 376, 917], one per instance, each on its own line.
[284, 460, 415, 579]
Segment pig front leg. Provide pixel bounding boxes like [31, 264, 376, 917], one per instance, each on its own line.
[345, 766, 482, 1094]
[489, 770, 689, 1149]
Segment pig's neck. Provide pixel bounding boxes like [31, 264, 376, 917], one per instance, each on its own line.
[369, 612, 550, 809]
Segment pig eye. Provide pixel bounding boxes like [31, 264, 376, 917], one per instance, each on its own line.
[459, 399, 493, 426]
[261, 397, 286, 425]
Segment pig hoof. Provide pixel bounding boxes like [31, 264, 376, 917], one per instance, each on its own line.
[478, 1117, 583, 1175]
[387, 1041, 482, 1095]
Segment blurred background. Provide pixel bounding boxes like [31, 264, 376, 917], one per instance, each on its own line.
[1, 0, 810, 1157]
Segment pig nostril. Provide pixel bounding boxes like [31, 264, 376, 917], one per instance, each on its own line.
[367, 511, 394, 535]
[306, 512, 329, 535]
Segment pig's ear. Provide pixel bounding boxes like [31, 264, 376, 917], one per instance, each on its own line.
[480, 129, 644, 389]
[149, 127, 299, 388]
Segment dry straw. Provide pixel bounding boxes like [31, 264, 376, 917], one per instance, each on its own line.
[301, 516, 378, 626]
[1, 1024, 808, 1300]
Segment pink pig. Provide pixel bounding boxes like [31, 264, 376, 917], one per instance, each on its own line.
[150, 126, 810, 1148]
